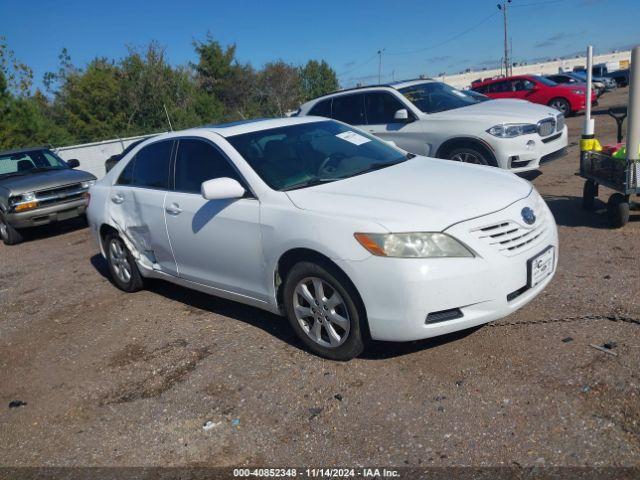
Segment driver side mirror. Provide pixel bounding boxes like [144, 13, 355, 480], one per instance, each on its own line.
[393, 108, 412, 123]
[67, 159, 80, 168]
[201, 177, 246, 201]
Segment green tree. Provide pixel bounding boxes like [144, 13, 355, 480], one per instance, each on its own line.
[299, 60, 339, 101]
[258, 61, 302, 117]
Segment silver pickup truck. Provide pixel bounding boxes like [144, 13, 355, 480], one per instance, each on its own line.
[0, 147, 96, 245]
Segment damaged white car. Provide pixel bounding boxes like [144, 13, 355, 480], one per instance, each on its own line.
[87, 117, 558, 360]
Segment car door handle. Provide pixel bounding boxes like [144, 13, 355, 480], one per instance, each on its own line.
[165, 203, 182, 215]
[110, 194, 124, 204]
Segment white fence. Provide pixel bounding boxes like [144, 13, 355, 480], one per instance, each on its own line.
[54, 133, 160, 178]
[439, 50, 632, 89]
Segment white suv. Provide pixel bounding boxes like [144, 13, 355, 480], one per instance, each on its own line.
[87, 117, 557, 360]
[297, 79, 568, 172]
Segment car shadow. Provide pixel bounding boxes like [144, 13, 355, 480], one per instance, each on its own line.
[90, 253, 484, 360]
[18, 217, 88, 243]
[543, 194, 639, 228]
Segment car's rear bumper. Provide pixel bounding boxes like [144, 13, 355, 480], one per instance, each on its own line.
[6, 198, 87, 228]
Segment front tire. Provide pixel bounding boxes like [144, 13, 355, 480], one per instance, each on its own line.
[0, 213, 23, 245]
[283, 261, 365, 360]
[446, 147, 495, 167]
[582, 180, 597, 210]
[548, 97, 571, 116]
[607, 193, 630, 229]
[105, 233, 144, 292]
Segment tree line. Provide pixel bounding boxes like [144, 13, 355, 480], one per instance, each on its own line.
[0, 35, 340, 150]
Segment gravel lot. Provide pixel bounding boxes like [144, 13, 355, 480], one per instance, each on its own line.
[1, 88, 639, 469]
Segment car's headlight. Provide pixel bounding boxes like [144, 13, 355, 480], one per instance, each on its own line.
[572, 89, 584, 95]
[487, 123, 537, 138]
[354, 232, 474, 258]
[10, 191, 39, 212]
[81, 180, 96, 189]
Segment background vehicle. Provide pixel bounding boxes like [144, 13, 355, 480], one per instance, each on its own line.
[87, 117, 557, 360]
[471, 74, 593, 116]
[0, 147, 96, 245]
[605, 69, 630, 87]
[545, 73, 602, 97]
[104, 138, 149, 173]
[571, 70, 616, 91]
[297, 79, 567, 172]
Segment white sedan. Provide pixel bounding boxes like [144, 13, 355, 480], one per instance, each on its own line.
[87, 117, 558, 360]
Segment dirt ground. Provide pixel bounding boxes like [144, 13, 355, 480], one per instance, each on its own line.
[1, 88, 639, 469]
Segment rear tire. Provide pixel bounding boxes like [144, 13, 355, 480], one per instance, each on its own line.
[104, 233, 144, 292]
[607, 193, 630, 228]
[548, 97, 571, 116]
[283, 261, 365, 360]
[0, 213, 23, 245]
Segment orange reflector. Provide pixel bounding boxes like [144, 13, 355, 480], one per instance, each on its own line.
[354, 233, 387, 256]
[14, 201, 39, 212]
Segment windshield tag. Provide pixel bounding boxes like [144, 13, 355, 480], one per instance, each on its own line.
[336, 131, 371, 146]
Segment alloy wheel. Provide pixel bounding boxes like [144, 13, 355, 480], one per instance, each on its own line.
[451, 151, 487, 165]
[108, 238, 132, 284]
[293, 276, 350, 348]
[550, 100, 568, 114]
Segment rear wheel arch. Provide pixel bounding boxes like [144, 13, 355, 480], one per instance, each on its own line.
[436, 137, 497, 166]
[274, 248, 370, 338]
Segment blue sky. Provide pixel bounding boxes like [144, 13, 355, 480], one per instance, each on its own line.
[1, 0, 638, 90]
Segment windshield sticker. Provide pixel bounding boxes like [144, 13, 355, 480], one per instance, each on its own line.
[336, 131, 371, 146]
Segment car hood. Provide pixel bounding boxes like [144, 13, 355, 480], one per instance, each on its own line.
[0, 168, 96, 196]
[431, 99, 561, 123]
[285, 157, 532, 232]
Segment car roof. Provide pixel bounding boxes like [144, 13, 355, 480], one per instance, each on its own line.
[0, 146, 51, 156]
[183, 116, 329, 138]
[300, 78, 436, 108]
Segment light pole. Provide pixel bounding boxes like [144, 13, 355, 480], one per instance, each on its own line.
[377, 48, 385, 84]
[497, 0, 512, 76]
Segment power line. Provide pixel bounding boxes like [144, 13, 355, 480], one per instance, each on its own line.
[387, 11, 499, 56]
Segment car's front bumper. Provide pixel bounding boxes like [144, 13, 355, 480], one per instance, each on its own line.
[336, 193, 558, 342]
[491, 126, 568, 172]
[6, 197, 87, 228]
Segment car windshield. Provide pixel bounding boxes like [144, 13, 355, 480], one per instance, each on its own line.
[531, 75, 558, 87]
[0, 150, 69, 177]
[398, 82, 480, 114]
[226, 120, 408, 191]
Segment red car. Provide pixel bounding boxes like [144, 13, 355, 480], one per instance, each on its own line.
[471, 75, 594, 116]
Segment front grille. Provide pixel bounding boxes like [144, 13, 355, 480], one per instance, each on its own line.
[35, 183, 86, 207]
[541, 132, 562, 144]
[537, 117, 556, 137]
[470, 198, 548, 257]
[556, 114, 565, 132]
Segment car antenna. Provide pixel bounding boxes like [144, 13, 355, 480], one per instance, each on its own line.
[163, 104, 174, 132]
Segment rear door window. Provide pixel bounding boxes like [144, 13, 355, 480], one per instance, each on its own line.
[331, 93, 366, 125]
[130, 140, 173, 189]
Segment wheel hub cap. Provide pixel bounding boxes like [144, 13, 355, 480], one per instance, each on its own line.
[293, 276, 350, 348]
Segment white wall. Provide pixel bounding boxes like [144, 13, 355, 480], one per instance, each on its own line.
[54, 133, 160, 178]
[438, 50, 632, 89]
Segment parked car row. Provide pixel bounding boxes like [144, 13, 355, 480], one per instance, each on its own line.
[2, 75, 564, 360]
[85, 117, 558, 359]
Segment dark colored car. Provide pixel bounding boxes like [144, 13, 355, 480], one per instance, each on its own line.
[0, 147, 96, 245]
[471, 75, 593, 116]
[605, 70, 630, 87]
[105, 138, 150, 173]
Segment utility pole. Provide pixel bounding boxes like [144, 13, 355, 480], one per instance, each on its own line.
[377, 48, 385, 84]
[497, 0, 512, 76]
